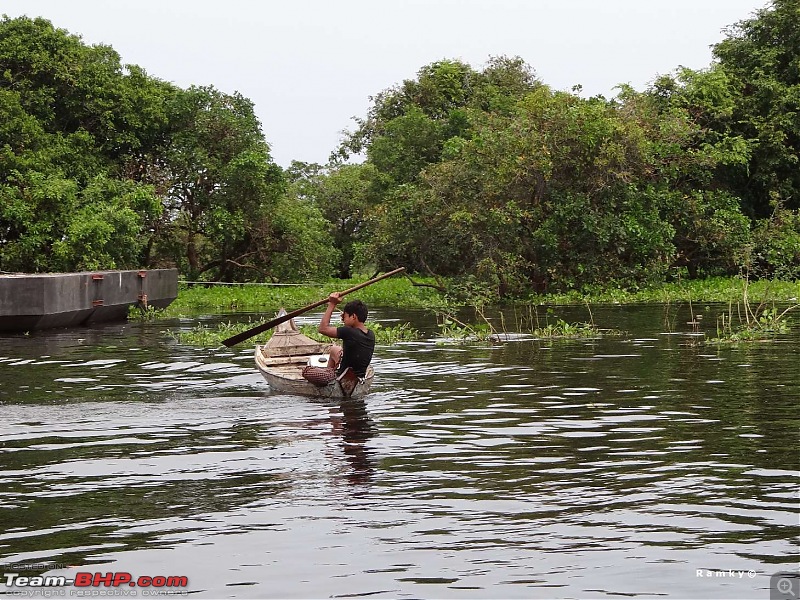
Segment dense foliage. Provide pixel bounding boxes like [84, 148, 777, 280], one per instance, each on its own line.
[0, 16, 331, 281]
[2, 2, 798, 296]
[330, 0, 799, 295]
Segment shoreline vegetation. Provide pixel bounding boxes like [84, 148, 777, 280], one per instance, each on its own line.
[162, 275, 799, 315]
[145, 275, 799, 347]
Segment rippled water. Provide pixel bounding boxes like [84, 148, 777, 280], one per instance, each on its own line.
[1, 305, 798, 599]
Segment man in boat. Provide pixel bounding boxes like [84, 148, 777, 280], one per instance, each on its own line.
[301, 293, 375, 386]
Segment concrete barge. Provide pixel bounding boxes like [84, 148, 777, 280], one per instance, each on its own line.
[0, 269, 178, 332]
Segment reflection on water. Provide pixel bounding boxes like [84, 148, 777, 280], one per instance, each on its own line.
[0, 305, 798, 599]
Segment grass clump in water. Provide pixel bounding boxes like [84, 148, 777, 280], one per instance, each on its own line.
[166, 319, 274, 347]
[296, 322, 420, 345]
[431, 303, 624, 344]
[529, 319, 610, 338]
[167, 320, 421, 348]
[433, 314, 618, 344]
[704, 276, 798, 345]
[707, 302, 796, 345]
[127, 304, 166, 322]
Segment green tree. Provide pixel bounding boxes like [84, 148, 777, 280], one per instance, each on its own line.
[366, 87, 681, 295]
[367, 107, 446, 185]
[303, 163, 381, 278]
[269, 191, 339, 282]
[713, 0, 800, 217]
[52, 175, 161, 270]
[339, 57, 540, 186]
[0, 16, 174, 272]
[0, 16, 168, 170]
[1, 16, 339, 283]
[155, 85, 285, 281]
[627, 74, 753, 277]
[750, 206, 800, 278]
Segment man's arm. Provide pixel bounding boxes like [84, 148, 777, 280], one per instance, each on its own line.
[318, 292, 341, 338]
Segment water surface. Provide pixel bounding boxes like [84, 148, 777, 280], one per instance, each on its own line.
[1, 305, 798, 598]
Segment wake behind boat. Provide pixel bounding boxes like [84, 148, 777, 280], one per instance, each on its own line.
[254, 310, 374, 399]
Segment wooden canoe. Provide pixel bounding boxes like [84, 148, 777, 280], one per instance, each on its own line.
[253, 310, 374, 399]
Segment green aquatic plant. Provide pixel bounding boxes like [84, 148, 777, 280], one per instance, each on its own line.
[165, 324, 219, 347]
[148, 275, 800, 322]
[164, 275, 440, 315]
[529, 318, 611, 338]
[166, 319, 274, 347]
[709, 304, 796, 344]
[168, 319, 421, 348]
[297, 322, 421, 345]
[433, 315, 618, 344]
[127, 304, 166, 322]
[706, 276, 798, 344]
[529, 276, 799, 306]
[424, 299, 497, 342]
[436, 317, 494, 342]
[430, 302, 623, 345]
[367, 322, 421, 344]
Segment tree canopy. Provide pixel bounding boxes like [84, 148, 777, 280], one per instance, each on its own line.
[0, 16, 329, 282]
[2, 3, 798, 294]
[328, 1, 799, 292]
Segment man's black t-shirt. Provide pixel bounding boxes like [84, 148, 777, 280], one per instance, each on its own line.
[336, 326, 375, 377]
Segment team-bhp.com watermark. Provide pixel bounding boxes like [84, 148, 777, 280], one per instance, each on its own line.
[3, 571, 189, 597]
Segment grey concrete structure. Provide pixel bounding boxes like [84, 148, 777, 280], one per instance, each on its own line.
[0, 269, 178, 332]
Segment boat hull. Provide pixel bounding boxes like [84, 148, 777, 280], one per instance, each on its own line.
[255, 345, 374, 399]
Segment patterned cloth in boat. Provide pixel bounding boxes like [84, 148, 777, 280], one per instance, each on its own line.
[301, 365, 337, 386]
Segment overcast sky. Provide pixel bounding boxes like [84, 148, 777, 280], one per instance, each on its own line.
[2, 0, 768, 167]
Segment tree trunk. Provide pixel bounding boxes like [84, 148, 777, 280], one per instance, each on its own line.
[187, 232, 199, 279]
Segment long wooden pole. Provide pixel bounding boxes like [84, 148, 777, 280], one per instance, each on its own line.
[221, 267, 406, 347]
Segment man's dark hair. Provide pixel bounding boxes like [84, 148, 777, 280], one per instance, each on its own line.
[343, 299, 368, 323]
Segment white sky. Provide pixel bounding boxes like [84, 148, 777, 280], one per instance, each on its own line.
[2, 0, 767, 168]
